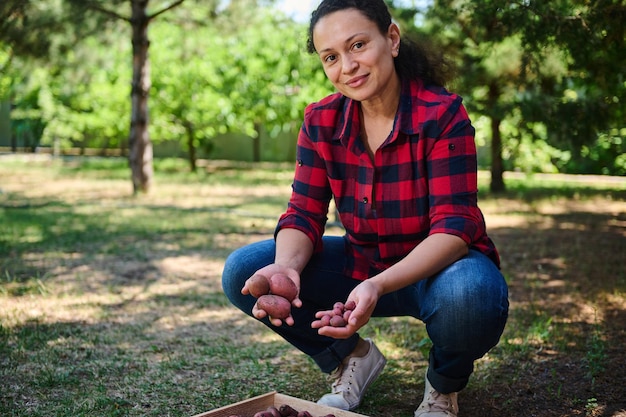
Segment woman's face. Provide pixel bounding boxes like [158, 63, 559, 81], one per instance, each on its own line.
[312, 8, 400, 103]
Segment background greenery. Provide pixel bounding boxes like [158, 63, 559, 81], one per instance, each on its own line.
[1, 0, 624, 185]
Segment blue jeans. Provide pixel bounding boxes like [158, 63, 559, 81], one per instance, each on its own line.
[221, 236, 509, 393]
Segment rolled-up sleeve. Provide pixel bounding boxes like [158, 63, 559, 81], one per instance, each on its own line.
[275, 120, 332, 252]
[426, 96, 484, 245]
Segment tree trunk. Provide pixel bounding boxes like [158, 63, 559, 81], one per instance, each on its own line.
[128, 0, 153, 193]
[488, 82, 506, 193]
[253, 122, 262, 162]
[185, 122, 197, 172]
[490, 116, 505, 193]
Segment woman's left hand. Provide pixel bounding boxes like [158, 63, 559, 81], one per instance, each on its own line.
[312, 280, 380, 339]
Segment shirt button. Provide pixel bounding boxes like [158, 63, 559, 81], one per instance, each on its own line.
[362, 197, 368, 204]
[297, 159, 303, 166]
[449, 144, 456, 150]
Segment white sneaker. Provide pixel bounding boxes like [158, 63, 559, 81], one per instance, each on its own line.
[414, 370, 459, 417]
[317, 338, 386, 411]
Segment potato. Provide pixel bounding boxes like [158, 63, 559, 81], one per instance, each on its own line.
[320, 300, 356, 328]
[248, 274, 270, 298]
[343, 309, 352, 322]
[278, 404, 298, 417]
[257, 294, 291, 319]
[329, 315, 346, 327]
[269, 273, 298, 302]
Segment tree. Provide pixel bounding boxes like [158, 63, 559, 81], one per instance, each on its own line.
[1, 0, 188, 193]
[150, 1, 332, 170]
[420, 1, 530, 191]
[510, 0, 626, 175]
[64, 0, 188, 193]
[1, 1, 124, 153]
[423, 0, 625, 188]
[150, 11, 228, 172]
[213, 4, 330, 163]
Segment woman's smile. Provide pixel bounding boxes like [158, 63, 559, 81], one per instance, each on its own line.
[345, 74, 370, 88]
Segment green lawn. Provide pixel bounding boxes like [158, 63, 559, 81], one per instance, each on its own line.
[1, 155, 625, 417]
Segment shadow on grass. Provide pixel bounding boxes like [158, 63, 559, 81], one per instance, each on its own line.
[453, 207, 626, 417]
[0, 190, 282, 284]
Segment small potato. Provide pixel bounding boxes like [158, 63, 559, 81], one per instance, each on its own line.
[248, 274, 270, 298]
[319, 314, 331, 327]
[296, 411, 312, 417]
[269, 273, 298, 302]
[329, 315, 346, 327]
[278, 404, 298, 417]
[257, 294, 291, 319]
[343, 309, 352, 322]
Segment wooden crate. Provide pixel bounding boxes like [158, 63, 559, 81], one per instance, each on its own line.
[191, 391, 369, 417]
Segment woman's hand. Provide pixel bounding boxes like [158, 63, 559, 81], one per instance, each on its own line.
[311, 280, 380, 339]
[242, 264, 302, 327]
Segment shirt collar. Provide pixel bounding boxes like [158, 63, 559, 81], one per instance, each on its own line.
[334, 78, 421, 145]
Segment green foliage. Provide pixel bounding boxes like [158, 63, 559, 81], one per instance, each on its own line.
[420, 0, 625, 177]
[1, 0, 622, 176]
[150, 1, 332, 167]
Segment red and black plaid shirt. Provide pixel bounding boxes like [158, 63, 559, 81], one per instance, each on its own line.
[276, 79, 500, 280]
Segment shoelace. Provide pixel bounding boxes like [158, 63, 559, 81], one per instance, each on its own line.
[329, 360, 356, 393]
[422, 390, 454, 413]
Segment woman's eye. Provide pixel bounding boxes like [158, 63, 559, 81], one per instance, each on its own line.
[352, 41, 364, 50]
[324, 54, 337, 63]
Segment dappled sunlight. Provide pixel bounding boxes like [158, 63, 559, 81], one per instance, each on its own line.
[157, 255, 225, 282]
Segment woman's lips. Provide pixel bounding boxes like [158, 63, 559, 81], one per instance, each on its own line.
[345, 74, 369, 88]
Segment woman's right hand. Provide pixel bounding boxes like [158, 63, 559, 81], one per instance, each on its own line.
[242, 264, 302, 327]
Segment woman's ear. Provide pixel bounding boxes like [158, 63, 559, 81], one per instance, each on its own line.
[388, 23, 401, 57]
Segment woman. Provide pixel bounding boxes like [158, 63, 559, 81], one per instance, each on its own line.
[222, 0, 509, 415]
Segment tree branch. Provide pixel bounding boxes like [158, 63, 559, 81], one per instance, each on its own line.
[148, 0, 186, 21]
[84, 3, 130, 22]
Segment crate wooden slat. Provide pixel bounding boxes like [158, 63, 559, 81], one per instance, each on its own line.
[191, 391, 369, 417]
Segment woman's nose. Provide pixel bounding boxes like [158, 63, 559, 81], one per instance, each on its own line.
[342, 55, 358, 74]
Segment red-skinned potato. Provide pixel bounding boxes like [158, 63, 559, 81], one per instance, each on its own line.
[321, 301, 355, 328]
[329, 315, 346, 327]
[248, 274, 271, 298]
[269, 273, 298, 302]
[278, 404, 298, 417]
[257, 294, 291, 319]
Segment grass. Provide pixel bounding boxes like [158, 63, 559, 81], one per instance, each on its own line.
[1, 155, 625, 417]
